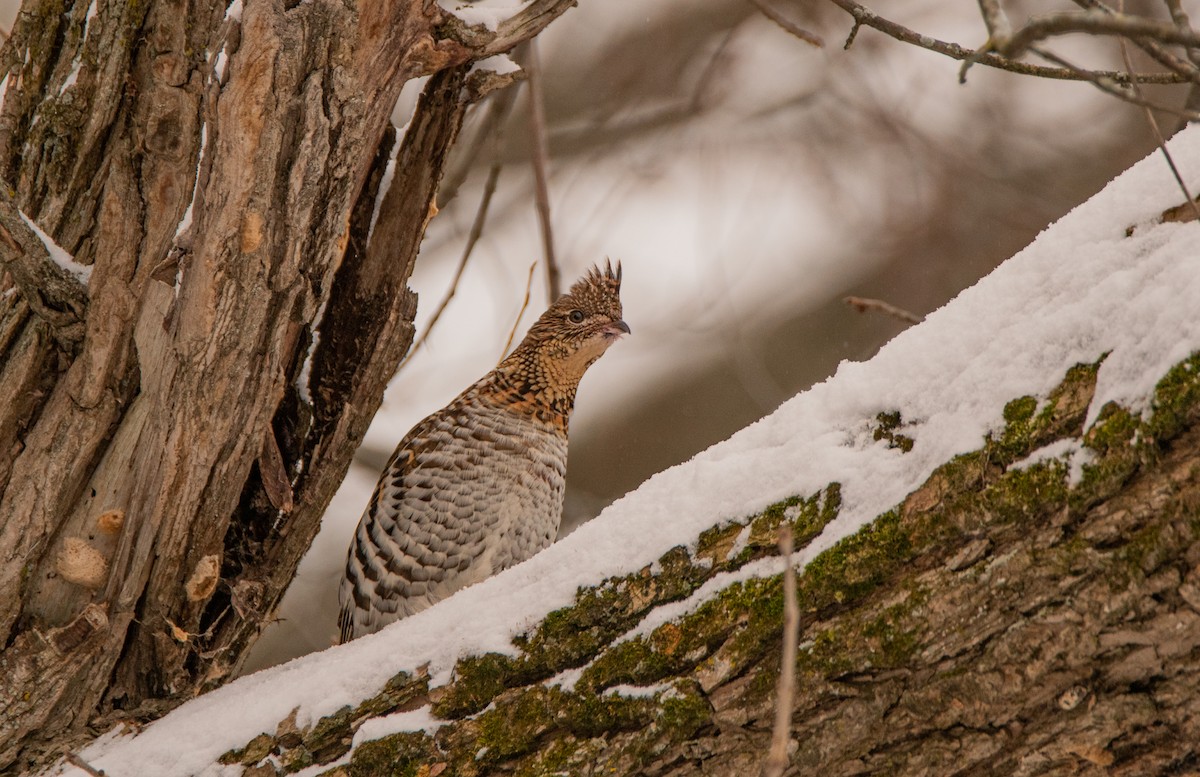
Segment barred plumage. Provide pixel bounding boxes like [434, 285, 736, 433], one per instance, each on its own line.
[338, 262, 628, 642]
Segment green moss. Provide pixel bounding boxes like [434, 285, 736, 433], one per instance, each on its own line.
[347, 731, 439, 777]
[1070, 403, 1142, 513]
[872, 411, 915, 453]
[473, 688, 556, 763]
[801, 509, 915, 609]
[219, 732, 273, 766]
[357, 670, 430, 719]
[988, 395, 1040, 463]
[655, 680, 711, 740]
[987, 460, 1069, 524]
[1115, 523, 1168, 586]
[860, 591, 926, 667]
[432, 652, 522, 719]
[1147, 353, 1200, 441]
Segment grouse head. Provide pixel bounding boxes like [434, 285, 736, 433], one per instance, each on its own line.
[509, 260, 629, 390]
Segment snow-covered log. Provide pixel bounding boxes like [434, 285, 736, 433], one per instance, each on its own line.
[51, 121, 1200, 777]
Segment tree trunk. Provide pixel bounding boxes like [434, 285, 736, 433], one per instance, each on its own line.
[0, 0, 571, 769]
[207, 353, 1200, 776]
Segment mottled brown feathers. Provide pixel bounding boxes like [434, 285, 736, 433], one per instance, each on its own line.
[338, 262, 629, 642]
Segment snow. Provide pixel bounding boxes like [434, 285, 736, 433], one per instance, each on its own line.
[174, 123, 208, 239]
[224, 0, 242, 22]
[353, 705, 445, 744]
[295, 297, 328, 406]
[83, 0, 97, 38]
[18, 211, 91, 284]
[437, 0, 532, 32]
[469, 54, 521, 76]
[48, 117, 1200, 777]
[366, 78, 427, 241]
[59, 59, 81, 93]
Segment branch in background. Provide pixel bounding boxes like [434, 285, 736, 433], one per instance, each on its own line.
[689, 22, 744, 113]
[1069, 0, 1200, 82]
[439, 80, 522, 210]
[747, 0, 824, 47]
[844, 295, 922, 325]
[1166, 0, 1200, 68]
[402, 160, 506, 370]
[1116, 1, 1200, 222]
[501, 260, 537, 359]
[523, 39, 561, 302]
[0, 190, 88, 346]
[762, 526, 799, 777]
[1000, 10, 1200, 60]
[823, 0, 1185, 83]
[1030, 45, 1200, 121]
[976, 0, 1013, 47]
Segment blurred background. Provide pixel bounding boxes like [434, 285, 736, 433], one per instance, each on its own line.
[249, 0, 1187, 669]
[2, 0, 1182, 667]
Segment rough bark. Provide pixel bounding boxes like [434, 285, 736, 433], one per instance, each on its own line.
[210, 353, 1200, 776]
[0, 0, 572, 770]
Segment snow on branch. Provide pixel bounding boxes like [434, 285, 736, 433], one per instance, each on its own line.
[436, 0, 576, 59]
[0, 189, 88, 343]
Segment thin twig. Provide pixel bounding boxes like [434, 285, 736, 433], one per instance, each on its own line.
[66, 753, 107, 777]
[1001, 10, 1200, 60]
[763, 526, 799, 777]
[439, 82, 522, 209]
[747, 0, 824, 47]
[976, 0, 1013, 46]
[400, 160, 504, 370]
[1070, 0, 1200, 82]
[1165, 0, 1200, 67]
[689, 22, 743, 113]
[501, 260, 537, 358]
[1030, 45, 1200, 121]
[524, 39, 561, 301]
[844, 295, 923, 325]
[823, 0, 1184, 83]
[1116, 1, 1200, 222]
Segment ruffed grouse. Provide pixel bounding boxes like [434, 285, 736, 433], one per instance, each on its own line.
[338, 262, 628, 642]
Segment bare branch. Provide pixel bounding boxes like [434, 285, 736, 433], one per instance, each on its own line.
[844, 296, 923, 325]
[747, 0, 824, 48]
[402, 161, 505, 369]
[442, 0, 579, 60]
[66, 753, 106, 777]
[524, 40, 561, 302]
[1165, 0, 1200, 64]
[823, 0, 1186, 83]
[976, 0, 1013, 47]
[501, 260, 537, 359]
[1001, 10, 1200, 60]
[1116, 1, 1200, 222]
[762, 526, 799, 777]
[439, 81, 522, 210]
[1070, 0, 1200, 82]
[1030, 45, 1200, 120]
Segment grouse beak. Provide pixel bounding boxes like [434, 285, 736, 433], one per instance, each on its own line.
[606, 319, 631, 338]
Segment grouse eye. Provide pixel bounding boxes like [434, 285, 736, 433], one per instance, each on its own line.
[568, 309, 585, 324]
